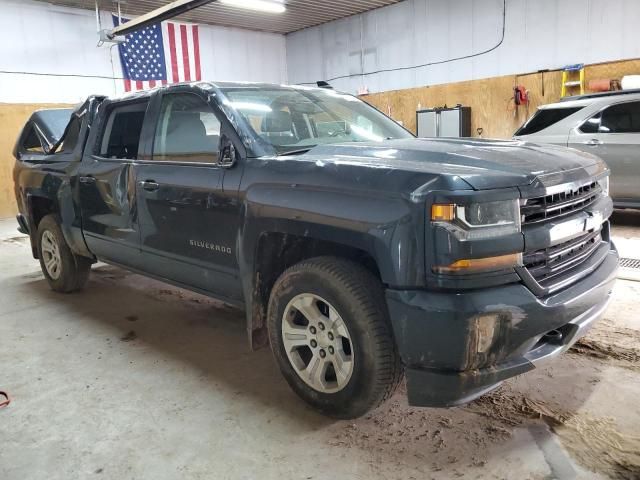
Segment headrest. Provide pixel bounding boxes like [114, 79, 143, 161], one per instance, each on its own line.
[169, 112, 206, 137]
[262, 110, 293, 133]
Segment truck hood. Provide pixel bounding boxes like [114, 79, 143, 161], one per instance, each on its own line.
[302, 138, 602, 190]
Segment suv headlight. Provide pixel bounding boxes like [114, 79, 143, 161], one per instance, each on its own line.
[431, 199, 523, 274]
[598, 176, 609, 197]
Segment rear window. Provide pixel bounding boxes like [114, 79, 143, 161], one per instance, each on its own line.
[99, 101, 148, 159]
[515, 107, 583, 136]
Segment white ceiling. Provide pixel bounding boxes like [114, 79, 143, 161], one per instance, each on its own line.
[34, 0, 405, 34]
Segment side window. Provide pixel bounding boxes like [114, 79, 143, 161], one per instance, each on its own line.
[599, 101, 640, 133]
[99, 101, 148, 159]
[579, 113, 601, 134]
[22, 125, 46, 154]
[153, 93, 221, 163]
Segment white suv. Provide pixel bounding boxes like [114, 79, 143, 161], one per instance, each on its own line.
[514, 90, 640, 209]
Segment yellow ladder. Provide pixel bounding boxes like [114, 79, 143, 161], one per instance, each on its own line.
[561, 64, 585, 97]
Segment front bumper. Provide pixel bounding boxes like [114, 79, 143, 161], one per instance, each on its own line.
[386, 246, 618, 407]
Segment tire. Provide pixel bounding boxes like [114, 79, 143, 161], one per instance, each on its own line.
[267, 256, 402, 419]
[36, 214, 92, 293]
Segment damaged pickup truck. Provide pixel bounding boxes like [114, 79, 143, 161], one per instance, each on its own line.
[13, 82, 618, 418]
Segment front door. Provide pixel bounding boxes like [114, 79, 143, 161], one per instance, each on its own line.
[78, 99, 149, 268]
[568, 100, 640, 202]
[136, 90, 243, 303]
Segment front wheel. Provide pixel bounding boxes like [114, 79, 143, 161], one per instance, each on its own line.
[37, 214, 92, 293]
[267, 256, 402, 419]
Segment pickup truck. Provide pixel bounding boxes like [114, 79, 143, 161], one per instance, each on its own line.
[13, 82, 618, 419]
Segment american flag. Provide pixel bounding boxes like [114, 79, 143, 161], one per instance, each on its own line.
[114, 16, 202, 92]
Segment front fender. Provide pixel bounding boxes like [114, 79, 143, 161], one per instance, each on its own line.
[240, 184, 427, 287]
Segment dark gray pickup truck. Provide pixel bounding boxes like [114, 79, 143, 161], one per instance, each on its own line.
[13, 82, 618, 418]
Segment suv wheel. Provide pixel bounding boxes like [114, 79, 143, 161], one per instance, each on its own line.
[267, 256, 402, 419]
[37, 214, 92, 293]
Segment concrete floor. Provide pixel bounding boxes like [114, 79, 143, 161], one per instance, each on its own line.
[1, 213, 639, 480]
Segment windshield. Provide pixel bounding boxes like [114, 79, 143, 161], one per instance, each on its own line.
[220, 87, 413, 154]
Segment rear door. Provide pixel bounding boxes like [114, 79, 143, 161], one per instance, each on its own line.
[568, 100, 640, 201]
[78, 99, 149, 268]
[135, 88, 243, 303]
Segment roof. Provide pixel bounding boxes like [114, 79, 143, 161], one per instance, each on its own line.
[540, 90, 640, 110]
[32, 0, 403, 34]
[559, 88, 640, 102]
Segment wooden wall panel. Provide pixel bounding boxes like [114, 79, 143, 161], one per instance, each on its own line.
[361, 59, 640, 139]
[0, 103, 70, 219]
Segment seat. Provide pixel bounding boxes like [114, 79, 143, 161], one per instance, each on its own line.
[163, 112, 216, 160]
[261, 110, 296, 146]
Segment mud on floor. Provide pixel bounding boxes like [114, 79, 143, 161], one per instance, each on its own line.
[570, 319, 640, 369]
[468, 389, 640, 480]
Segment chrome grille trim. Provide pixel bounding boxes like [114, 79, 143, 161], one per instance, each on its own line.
[524, 229, 603, 284]
[521, 181, 601, 224]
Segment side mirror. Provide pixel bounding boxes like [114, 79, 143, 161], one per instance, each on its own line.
[219, 136, 238, 168]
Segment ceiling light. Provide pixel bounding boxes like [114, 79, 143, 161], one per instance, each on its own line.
[219, 0, 286, 13]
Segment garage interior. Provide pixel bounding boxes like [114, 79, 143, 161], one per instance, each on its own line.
[1, 0, 640, 479]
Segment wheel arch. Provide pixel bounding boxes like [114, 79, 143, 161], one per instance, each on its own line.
[241, 224, 389, 351]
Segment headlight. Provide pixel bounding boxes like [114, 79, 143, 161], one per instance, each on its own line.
[598, 176, 610, 197]
[431, 199, 521, 240]
[431, 199, 522, 274]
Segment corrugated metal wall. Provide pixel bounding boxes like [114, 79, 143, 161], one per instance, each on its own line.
[0, 0, 287, 103]
[286, 0, 640, 94]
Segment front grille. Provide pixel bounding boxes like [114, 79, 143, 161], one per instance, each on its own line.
[521, 181, 600, 224]
[523, 229, 603, 283]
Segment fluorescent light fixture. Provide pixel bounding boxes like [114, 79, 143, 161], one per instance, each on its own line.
[219, 0, 286, 13]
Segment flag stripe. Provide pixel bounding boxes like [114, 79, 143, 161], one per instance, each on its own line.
[149, 80, 156, 88]
[186, 26, 196, 82]
[124, 79, 132, 92]
[193, 25, 201, 81]
[167, 23, 180, 84]
[174, 25, 185, 83]
[180, 24, 191, 82]
[136, 80, 143, 90]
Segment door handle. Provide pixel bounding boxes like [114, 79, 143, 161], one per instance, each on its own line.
[140, 180, 160, 192]
[78, 176, 96, 184]
[584, 139, 602, 146]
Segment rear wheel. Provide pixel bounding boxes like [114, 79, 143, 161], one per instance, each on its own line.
[267, 256, 402, 419]
[37, 214, 91, 293]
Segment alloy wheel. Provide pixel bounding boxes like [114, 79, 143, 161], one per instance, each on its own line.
[41, 230, 62, 280]
[281, 293, 354, 393]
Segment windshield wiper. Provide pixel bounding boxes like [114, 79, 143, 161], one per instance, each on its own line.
[278, 148, 313, 156]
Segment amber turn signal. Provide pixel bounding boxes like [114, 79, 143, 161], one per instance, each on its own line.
[433, 253, 522, 274]
[431, 204, 456, 221]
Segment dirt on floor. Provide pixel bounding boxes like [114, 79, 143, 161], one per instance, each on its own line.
[324, 279, 640, 480]
[468, 387, 640, 480]
[572, 320, 640, 369]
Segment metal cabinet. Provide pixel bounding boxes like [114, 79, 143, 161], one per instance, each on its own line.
[416, 106, 471, 138]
